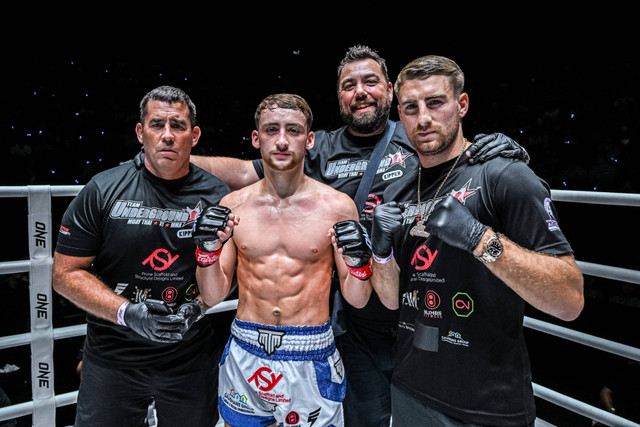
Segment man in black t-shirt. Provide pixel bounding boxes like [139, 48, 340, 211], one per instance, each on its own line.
[371, 55, 584, 426]
[190, 45, 529, 426]
[52, 86, 230, 426]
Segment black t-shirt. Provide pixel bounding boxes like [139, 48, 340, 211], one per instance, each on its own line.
[383, 155, 573, 426]
[55, 162, 230, 369]
[253, 121, 418, 328]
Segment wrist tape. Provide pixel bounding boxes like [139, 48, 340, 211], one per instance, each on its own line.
[117, 301, 129, 326]
[196, 246, 223, 267]
[372, 248, 394, 264]
[347, 259, 372, 280]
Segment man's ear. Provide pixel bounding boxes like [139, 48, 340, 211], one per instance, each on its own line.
[306, 131, 315, 150]
[136, 123, 143, 144]
[251, 130, 260, 150]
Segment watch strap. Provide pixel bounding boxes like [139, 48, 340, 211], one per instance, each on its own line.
[475, 232, 503, 263]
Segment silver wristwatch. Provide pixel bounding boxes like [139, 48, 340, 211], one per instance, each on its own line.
[475, 233, 503, 263]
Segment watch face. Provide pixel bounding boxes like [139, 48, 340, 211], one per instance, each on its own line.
[487, 240, 503, 257]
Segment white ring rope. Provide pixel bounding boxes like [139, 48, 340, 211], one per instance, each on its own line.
[1, 185, 638, 425]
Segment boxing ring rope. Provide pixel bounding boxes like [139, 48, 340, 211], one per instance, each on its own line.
[1, 185, 639, 426]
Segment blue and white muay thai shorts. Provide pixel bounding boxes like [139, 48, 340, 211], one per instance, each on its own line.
[218, 317, 346, 427]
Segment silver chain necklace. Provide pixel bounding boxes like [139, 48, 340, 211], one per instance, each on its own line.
[409, 140, 468, 238]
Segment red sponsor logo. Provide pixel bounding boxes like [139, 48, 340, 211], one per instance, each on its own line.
[142, 248, 179, 271]
[425, 290, 441, 310]
[248, 367, 283, 392]
[411, 245, 438, 270]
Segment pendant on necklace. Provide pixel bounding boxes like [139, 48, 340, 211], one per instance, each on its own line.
[410, 220, 430, 238]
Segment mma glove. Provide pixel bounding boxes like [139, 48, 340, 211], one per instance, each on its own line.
[333, 220, 373, 280]
[371, 202, 404, 261]
[193, 205, 232, 267]
[468, 133, 530, 165]
[424, 196, 487, 254]
[120, 301, 184, 343]
[173, 300, 205, 335]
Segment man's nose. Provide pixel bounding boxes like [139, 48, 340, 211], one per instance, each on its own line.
[161, 124, 175, 142]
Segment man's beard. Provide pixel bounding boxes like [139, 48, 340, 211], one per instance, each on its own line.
[412, 116, 461, 157]
[341, 101, 392, 135]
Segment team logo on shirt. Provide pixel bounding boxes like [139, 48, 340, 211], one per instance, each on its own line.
[423, 290, 443, 319]
[323, 148, 413, 179]
[544, 197, 560, 231]
[109, 199, 203, 230]
[402, 290, 419, 309]
[452, 292, 474, 317]
[450, 179, 479, 204]
[441, 330, 470, 347]
[412, 245, 438, 270]
[402, 179, 480, 225]
[142, 248, 180, 271]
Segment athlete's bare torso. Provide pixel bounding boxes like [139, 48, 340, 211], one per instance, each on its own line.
[220, 177, 355, 326]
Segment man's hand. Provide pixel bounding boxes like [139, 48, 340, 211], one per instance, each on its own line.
[371, 202, 404, 259]
[123, 302, 184, 343]
[193, 205, 235, 267]
[425, 196, 487, 253]
[172, 301, 205, 335]
[467, 133, 530, 165]
[333, 220, 372, 280]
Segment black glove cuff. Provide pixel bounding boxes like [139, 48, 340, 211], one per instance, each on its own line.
[467, 223, 488, 254]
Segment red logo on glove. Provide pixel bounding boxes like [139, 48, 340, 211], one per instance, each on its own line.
[347, 260, 372, 280]
[195, 247, 223, 266]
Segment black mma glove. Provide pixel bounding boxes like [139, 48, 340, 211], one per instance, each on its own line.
[173, 300, 205, 335]
[468, 133, 530, 165]
[193, 205, 232, 267]
[122, 301, 184, 343]
[424, 196, 487, 253]
[333, 220, 372, 280]
[371, 202, 404, 260]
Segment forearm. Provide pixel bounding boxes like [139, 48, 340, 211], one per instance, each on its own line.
[52, 256, 126, 324]
[474, 230, 584, 321]
[371, 257, 400, 310]
[196, 263, 232, 307]
[340, 274, 373, 309]
[190, 155, 259, 190]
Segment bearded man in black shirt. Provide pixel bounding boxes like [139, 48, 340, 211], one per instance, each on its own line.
[371, 55, 584, 426]
[189, 45, 530, 426]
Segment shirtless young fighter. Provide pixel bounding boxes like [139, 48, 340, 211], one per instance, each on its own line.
[194, 93, 373, 427]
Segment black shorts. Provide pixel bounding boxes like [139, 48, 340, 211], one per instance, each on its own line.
[74, 357, 218, 427]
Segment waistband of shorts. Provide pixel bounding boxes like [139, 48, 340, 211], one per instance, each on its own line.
[230, 317, 336, 361]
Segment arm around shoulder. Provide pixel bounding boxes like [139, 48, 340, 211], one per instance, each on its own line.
[190, 155, 260, 190]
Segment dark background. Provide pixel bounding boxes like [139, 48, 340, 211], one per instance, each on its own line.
[2, 16, 639, 425]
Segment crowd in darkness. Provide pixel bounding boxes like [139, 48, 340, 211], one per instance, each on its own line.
[2, 29, 639, 425]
